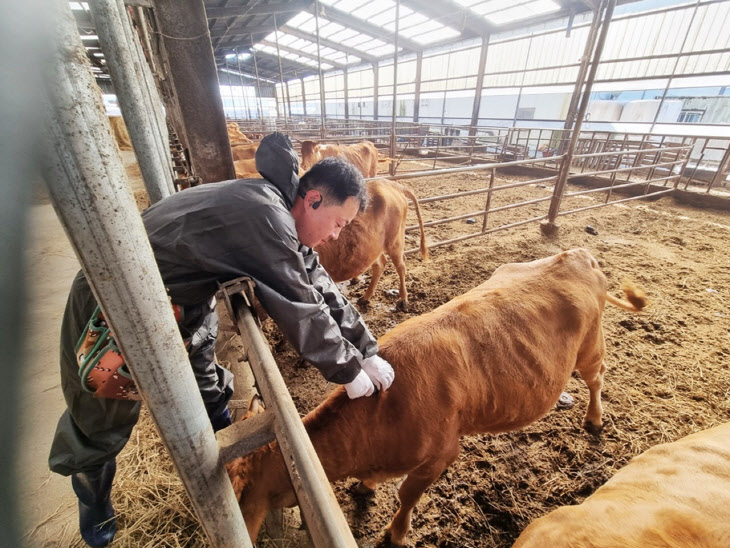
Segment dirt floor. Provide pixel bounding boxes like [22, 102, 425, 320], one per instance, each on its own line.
[24, 155, 730, 547]
[256, 168, 730, 547]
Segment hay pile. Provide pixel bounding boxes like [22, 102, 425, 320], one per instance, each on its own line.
[111, 410, 208, 548]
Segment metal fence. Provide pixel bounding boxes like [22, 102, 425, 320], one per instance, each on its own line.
[386, 143, 693, 254]
[228, 117, 729, 193]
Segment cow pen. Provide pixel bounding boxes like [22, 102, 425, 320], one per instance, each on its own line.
[16, 0, 730, 547]
[67, 152, 728, 548]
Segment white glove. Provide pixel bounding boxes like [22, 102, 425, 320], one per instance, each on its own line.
[361, 354, 395, 391]
[344, 370, 375, 399]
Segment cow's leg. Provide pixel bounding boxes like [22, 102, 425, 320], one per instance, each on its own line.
[390, 250, 408, 311]
[358, 253, 387, 307]
[576, 334, 606, 435]
[580, 359, 606, 435]
[386, 445, 459, 545]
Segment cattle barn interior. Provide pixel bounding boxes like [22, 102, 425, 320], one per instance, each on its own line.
[17, 0, 730, 546]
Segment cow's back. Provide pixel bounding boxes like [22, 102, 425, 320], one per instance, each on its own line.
[377, 249, 608, 435]
[512, 422, 730, 548]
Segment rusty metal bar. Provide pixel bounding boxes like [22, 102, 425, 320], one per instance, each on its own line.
[557, 189, 674, 217]
[481, 168, 496, 232]
[546, 0, 616, 226]
[405, 214, 549, 255]
[228, 293, 358, 547]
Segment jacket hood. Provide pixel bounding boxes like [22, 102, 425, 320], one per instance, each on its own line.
[255, 132, 300, 207]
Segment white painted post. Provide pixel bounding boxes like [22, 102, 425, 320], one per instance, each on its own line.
[40, 2, 250, 546]
[90, 0, 174, 203]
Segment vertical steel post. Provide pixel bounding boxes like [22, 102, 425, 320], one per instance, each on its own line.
[314, 0, 327, 139]
[544, 0, 616, 230]
[511, 34, 532, 128]
[373, 60, 379, 121]
[413, 51, 423, 123]
[469, 36, 489, 136]
[301, 76, 308, 117]
[41, 3, 250, 546]
[90, 0, 173, 204]
[127, 3, 175, 196]
[389, 0, 400, 175]
[273, 14, 290, 129]
[236, 47, 251, 120]
[562, 6, 603, 148]
[344, 66, 349, 120]
[251, 36, 264, 119]
[153, 0, 234, 183]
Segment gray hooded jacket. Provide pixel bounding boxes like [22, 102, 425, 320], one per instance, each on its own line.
[142, 133, 377, 384]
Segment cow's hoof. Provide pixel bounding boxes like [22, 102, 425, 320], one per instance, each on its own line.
[383, 527, 407, 547]
[349, 481, 376, 497]
[350, 277, 360, 286]
[584, 420, 603, 436]
[357, 297, 370, 309]
[395, 300, 408, 312]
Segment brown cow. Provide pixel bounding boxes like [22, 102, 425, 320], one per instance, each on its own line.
[234, 158, 305, 180]
[231, 142, 259, 162]
[300, 140, 379, 177]
[233, 158, 260, 179]
[316, 178, 428, 310]
[226, 249, 647, 545]
[513, 422, 730, 548]
[227, 122, 251, 145]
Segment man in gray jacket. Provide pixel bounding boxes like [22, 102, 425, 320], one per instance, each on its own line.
[49, 132, 394, 546]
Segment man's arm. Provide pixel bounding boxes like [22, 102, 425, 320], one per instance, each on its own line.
[243, 216, 367, 385]
[301, 247, 379, 359]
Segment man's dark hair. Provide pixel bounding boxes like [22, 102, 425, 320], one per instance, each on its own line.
[298, 157, 368, 212]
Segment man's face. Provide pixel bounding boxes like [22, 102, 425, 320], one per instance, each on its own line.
[295, 192, 360, 248]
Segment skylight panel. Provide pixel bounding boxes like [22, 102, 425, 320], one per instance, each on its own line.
[369, 44, 396, 57]
[340, 34, 372, 48]
[369, 8, 396, 26]
[318, 21, 347, 39]
[472, 0, 513, 15]
[286, 12, 312, 27]
[327, 28, 360, 42]
[397, 12, 429, 30]
[351, 0, 393, 18]
[454, 0, 485, 7]
[409, 26, 461, 45]
[485, 0, 560, 24]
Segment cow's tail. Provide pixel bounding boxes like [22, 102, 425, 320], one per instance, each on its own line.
[606, 281, 647, 312]
[397, 183, 429, 261]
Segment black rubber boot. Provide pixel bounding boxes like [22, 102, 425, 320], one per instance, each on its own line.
[210, 407, 232, 432]
[71, 460, 117, 547]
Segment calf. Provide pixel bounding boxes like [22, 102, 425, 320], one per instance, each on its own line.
[227, 249, 646, 545]
[513, 422, 730, 548]
[300, 140, 378, 177]
[315, 178, 428, 310]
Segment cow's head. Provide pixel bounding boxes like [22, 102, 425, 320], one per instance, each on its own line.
[226, 396, 297, 543]
[299, 140, 321, 172]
